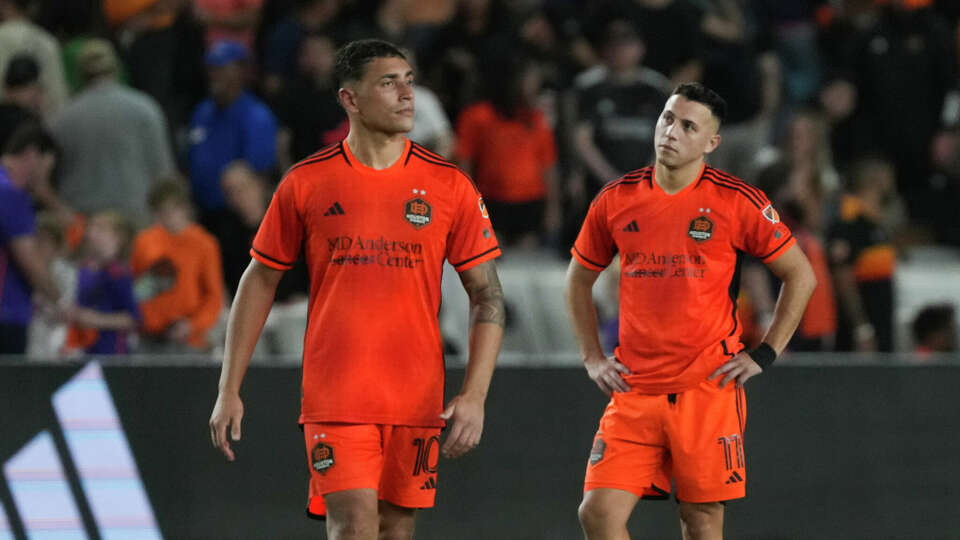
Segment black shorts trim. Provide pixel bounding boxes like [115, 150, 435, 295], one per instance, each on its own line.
[306, 508, 326, 521]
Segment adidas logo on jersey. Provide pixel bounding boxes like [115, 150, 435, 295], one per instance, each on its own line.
[622, 220, 639, 232]
[324, 202, 345, 216]
[419, 477, 437, 490]
[725, 471, 743, 484]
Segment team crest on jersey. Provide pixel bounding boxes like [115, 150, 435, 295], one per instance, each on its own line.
[311, 443, 335, 474]
[589, 438, 606, 465]
[404, 197, 432, 229]
[688, 216, 714, 242]
[762, 204, 780, 224]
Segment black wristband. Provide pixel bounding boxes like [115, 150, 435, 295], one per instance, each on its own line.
[748, 343, 777, 369]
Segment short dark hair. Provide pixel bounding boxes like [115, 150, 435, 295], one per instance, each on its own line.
[148, 177, 192, 211]
[912, 304, 956, 344]
[2, 121, 57, 156]
[672, 83, 727, 125]
[4, 53, 40, 89]
[334, 39, 406, 88]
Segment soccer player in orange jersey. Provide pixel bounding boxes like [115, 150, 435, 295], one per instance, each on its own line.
[565, 83, 817, 540]
[208, 39, 504, 540]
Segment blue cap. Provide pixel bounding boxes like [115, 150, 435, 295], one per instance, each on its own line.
[205, 40, 248, 67]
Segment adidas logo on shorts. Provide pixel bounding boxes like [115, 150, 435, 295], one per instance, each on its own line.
[419, 476, 437, 490]
[725, 470, 743, 484]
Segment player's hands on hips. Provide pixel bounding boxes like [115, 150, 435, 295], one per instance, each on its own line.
[439, 393, 484, 459]
[209, 392, 244, 462]
[708, 352, 762, 388]
[585, 354, 631, 396]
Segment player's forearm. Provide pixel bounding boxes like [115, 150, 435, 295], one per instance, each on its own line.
[760, 265, 817, 354]
[460, 322, 501, 400]
[73, 309, 136, 330]
[219, 262, 281, 394]
[564, 276, 604, 360]
[459, 260, 505, 399]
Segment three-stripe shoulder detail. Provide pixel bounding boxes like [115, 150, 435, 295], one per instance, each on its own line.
[701, 168, 768, 209]
[286, 142, 348, 174]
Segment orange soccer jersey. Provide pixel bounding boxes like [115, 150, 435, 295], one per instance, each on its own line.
[252, 139, 500, 427]
[572, 165, 795, 394]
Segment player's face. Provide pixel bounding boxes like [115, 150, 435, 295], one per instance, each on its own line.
[342, 56, 415, 135]
[654, 95, 721, 169]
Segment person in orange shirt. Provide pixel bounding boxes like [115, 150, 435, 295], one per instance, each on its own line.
[455, 54, 560, 247]
[131, 179, 224, 351]
[565, 83, 817, 539]
[208, 39, 504, 540]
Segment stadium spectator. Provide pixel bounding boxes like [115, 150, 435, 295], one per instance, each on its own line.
[921, 127, 960, 247]
[753, 109, 841, 233]
[0, 54, 41, 151]
[824, 1, 956, 218]
[260, 0, 340, 97]
[571, 19, 671, 199]
[217, 160, 308, 301]
[751, 0, 824, 104]
[585, 0, 704, 86]
[108, 0, 208, 139]
[698, 0, 777, 179]
[405, 49, 455, 158]
[781, 199, 837, 351]
[52, 38, 176, 227]
[456, 54, 559, 247]
[217, 161, 308, 355]
[0, 0, 69, 114]
[25, 212, 77, 359]
[188, 39, 276, 229]
[911, 303, 957, 357]
[273, 32, 346, 171]
[131, 179, 224, 352]
[64, 211, 141, 356]
[828, 156, 901, 352]
[420, 0, 509, 119]
[193, 0, 264, 49]
[0, 123, 60, 355]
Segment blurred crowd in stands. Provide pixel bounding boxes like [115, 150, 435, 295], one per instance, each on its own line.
[1, 0, 959, 359]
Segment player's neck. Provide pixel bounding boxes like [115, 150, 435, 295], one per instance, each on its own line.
[344, 128, 407, 170]
[653, 159, 704, 195]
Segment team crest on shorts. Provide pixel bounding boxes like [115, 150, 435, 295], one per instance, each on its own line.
[688, 215, 714, 242]
[311, 442, 335, 474]
[404, 197, 432, 229]
[589, 438, 606, 465]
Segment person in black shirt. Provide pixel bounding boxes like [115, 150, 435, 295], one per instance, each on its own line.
[0, 54, 41, 151]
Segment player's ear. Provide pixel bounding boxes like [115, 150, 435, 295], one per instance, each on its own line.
[338, 86, 360, 114]
[704, 133, 721, 155]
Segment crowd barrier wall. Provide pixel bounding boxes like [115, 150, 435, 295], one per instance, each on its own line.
[1, 360, 958, 539]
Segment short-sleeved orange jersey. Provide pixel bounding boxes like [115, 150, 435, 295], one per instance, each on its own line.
[572, 164, 795, 394]
[252, 139, 500, 427]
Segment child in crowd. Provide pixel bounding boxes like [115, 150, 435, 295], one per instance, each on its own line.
[64, 211, 140, 355]
[26, 213, 77, 358]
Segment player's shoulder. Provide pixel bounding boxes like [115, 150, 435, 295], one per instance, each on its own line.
[699, 165, 770, 210]
[592, 166, 654, 205]
[405, 141, 479, 191]
[283, 142, 351, 179]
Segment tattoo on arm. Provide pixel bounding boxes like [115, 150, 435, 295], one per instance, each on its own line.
[461, 261, 506, 328]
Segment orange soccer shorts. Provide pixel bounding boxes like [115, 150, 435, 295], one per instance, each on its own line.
[584, 379, 747, 503]
[303, 423, 442, 518]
